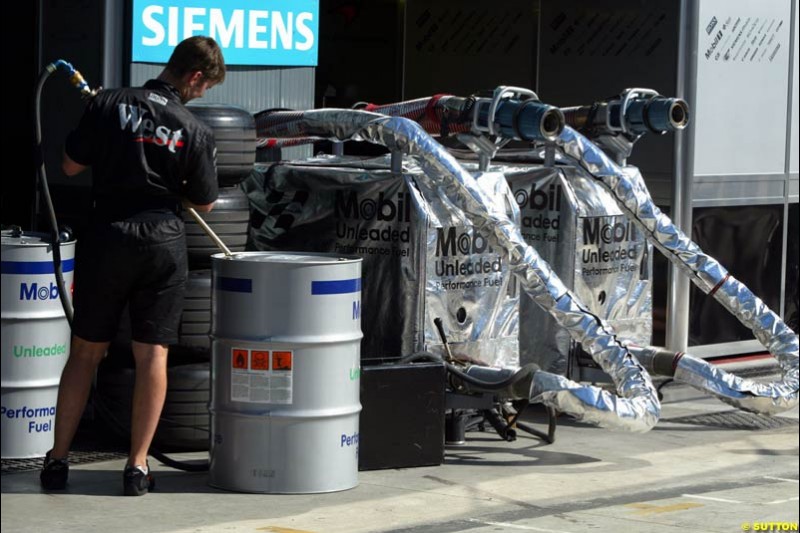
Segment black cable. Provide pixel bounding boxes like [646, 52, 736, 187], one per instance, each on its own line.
[34, 66, 73, 325]
[447, 362, 535, 391]
[399, 351, 537, 391]
[481, 408, 516, 441]
[655, 378, 675, 401]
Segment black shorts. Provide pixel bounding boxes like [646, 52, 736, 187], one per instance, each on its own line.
[71, 218, 187, 345]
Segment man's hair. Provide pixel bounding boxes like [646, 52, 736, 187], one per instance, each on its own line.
[166, 36, 226, 84]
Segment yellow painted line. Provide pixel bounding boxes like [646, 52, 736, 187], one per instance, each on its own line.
[626, 502, 705, 515]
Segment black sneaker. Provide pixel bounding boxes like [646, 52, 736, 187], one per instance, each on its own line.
[123, 464, 155, 496]
[40, 450, 69, 490]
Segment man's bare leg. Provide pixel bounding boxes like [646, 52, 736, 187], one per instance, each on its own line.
[51, 336, 109, 459]
[128, 341, 169, 467]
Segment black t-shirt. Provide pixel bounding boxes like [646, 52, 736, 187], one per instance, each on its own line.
[65, 79, 218, 221]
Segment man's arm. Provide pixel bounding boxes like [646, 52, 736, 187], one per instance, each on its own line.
[181, 130, 219, 214]
[62, 152, 88, 176]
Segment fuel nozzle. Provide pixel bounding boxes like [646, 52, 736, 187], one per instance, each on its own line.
[48, 60, 99, 98]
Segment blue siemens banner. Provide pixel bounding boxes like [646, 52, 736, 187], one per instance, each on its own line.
[132, 0, 319, 66]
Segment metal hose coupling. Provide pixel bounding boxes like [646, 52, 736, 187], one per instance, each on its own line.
[629, 346, 685, 377]
[48, 60, 98, 98]
[482, 100, 565, 142]
[472, 87, 565, 142]
[561, 89, 690, 136]
[621, 96, 689, 134]
[556, 125, 798, 415]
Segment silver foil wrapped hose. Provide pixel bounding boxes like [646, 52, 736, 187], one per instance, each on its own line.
[258, 96, 800, 417]
[259, 109, 660, 432]
[557, 126, 799, 415]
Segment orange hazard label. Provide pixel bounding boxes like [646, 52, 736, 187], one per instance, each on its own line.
[251, 350, 270, 371]
[272, 351, 292, 371]
[232, 349, 249, 369]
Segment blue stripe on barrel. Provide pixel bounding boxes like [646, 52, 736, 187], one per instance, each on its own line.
[311, 278, 361, 295]
[216, 276, 253, 293]
[1, 259, 75, 274]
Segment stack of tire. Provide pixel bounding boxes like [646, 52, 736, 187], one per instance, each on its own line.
[97, 104, 256, 452]
[184, 103, 254, 270]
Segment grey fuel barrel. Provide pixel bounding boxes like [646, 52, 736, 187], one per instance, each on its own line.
[209, 252, 362, 493]
[1, 230, 75, 458]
